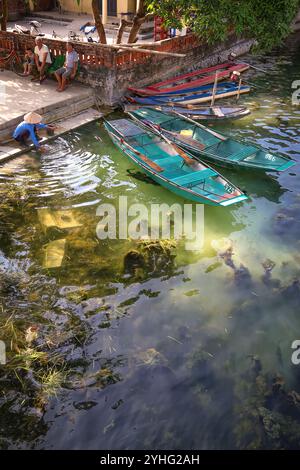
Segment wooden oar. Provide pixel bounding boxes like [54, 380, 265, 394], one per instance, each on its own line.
[112, 132, 164, 172]
[242, 62, 269, 74]
[229, 54, 269, 74]
[144, 121, 196, 165]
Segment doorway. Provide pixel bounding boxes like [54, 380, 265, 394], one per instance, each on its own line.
[98, 0, 117, 16]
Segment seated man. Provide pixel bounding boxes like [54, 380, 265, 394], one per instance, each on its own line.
[54, 43, 78, 92]
[13, 112, 54, 152]
[34, 37, 52, 83]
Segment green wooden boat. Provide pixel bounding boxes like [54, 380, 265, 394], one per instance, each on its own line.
[127, 108, 295, 172]
[104, 119, 248, 207]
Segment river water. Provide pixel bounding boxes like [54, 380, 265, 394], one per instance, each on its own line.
[1, 34, 300, 450]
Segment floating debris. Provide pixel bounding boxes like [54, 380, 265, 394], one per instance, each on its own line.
[25, 326, 39, 345]
[73, 401, 98, 410]
[167, 336, 183, 345]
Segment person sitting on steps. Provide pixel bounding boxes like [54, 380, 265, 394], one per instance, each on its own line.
[33, 37, 52, 84]
[54, 43, 78, 92]
[23, 48, 35, 76]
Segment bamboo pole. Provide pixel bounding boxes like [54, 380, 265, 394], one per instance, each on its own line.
[68, 40, 185, 57]
[117, 42, 165, 47]
[112, 44, 186, 57]
[236, 77, 242, 101]
[211, 71, 219, 106]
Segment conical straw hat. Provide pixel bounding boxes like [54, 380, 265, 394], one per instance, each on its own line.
[24, 112, 42, 124]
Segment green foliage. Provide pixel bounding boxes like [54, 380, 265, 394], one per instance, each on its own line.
[146, 0, 300, 51]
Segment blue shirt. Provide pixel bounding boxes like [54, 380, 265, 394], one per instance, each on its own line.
[13, 122, 47, 148]
[65, 50, 78, 70]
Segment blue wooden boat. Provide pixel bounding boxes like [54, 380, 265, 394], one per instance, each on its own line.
[124, 103, 251, 121]
[128, 82, 250, 105]
[127, 108, 295, 172]
[104, 119, 248, 207]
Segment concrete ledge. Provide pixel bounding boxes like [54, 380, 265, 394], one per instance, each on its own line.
[0, 108, 103, 164]
[0, 71, 96, 143]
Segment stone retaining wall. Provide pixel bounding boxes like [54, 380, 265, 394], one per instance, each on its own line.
[0, 31, 254, 105]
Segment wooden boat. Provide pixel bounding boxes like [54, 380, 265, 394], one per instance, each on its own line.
[124, 103, 251, 121]
[128, 62, 249, 96]
[127, 108, 295, 172]
[104, 118, 248, 207]
[128, 82, 250, 105]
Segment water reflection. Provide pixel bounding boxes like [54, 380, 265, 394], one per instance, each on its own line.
[1, 34, 300, 450]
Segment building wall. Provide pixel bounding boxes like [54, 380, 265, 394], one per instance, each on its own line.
[0, 0, 26, 20]
[59, 0, 136, 16]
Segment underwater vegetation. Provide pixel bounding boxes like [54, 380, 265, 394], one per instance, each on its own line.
[1, 35, 300, 448]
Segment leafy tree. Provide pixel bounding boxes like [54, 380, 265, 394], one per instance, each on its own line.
[146, 0, 300, 51]
[117, 0, 152, 44]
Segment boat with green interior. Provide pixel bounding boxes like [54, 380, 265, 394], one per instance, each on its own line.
[104, 119, 248, 207]
[127, 107, 295, 172]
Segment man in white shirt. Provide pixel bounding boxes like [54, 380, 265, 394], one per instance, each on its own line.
[34, 37, 52, 83]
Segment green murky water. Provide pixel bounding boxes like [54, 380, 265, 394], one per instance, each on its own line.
[1, 34, 300, 450]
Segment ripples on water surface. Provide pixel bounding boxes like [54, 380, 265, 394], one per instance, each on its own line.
[1, 35, 300, 450]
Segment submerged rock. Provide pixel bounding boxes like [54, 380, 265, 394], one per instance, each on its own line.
[132, 348, 168, 368]
[211, 237, 234, 267]
[280, 279, 300, 306]
[262, 259, 276, 273]
[234, 264, 253, 288]
[124, 250, 145, 272]
[124, 239, 176, 277]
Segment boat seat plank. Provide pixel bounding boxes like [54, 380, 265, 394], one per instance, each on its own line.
[154, 155, 183, 167]
[229, 147, 258, 161]
[161, 170, 183, 179]
[171, 169, 217, 186]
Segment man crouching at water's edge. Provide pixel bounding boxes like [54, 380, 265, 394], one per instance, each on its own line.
[13, 112, 54, 153]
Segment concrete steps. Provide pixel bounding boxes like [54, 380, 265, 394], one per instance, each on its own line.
[0, 108, 103, 164]
[0, 88, 95, 144]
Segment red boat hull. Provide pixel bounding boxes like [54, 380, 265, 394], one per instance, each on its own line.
[128, 62, 249, 96]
